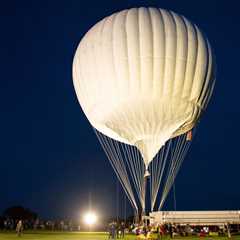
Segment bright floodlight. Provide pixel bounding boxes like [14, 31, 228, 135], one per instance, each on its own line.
[84, 212, 97, 226]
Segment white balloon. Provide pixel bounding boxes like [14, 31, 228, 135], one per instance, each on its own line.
[73, 7, 215, 167]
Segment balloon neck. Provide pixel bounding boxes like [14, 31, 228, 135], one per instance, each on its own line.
[144, 166, 150, 178]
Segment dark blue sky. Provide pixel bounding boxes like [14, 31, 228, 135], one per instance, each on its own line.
[1, 0, 240, 220]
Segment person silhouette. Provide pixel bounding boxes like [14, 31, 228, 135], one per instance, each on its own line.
[16, 220, 23, 237]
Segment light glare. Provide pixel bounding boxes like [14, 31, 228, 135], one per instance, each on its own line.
[84, 212, 97, 225]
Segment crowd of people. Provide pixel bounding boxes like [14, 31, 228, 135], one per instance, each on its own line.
[0, 216, 238, 239]
[105, 221, 236, 239]
[130, 222, 236, 239]
[108, 222, 126, 239]
[0, 218, 81, 232]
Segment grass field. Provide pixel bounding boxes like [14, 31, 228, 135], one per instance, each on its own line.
[0, 232, 240, 240]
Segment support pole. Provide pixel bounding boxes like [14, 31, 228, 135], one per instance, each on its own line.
[141, 169, 150, 224]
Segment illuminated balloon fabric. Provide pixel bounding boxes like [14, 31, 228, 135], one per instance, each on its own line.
[73, 8, 215, 168]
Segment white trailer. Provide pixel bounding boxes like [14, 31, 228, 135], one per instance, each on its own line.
[150, 211, 240, 226]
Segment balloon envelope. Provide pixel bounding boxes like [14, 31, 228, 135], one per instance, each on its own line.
[73, 7, 215, 166]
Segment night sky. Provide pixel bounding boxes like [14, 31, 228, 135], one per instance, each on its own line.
[1, 0, 240, 220]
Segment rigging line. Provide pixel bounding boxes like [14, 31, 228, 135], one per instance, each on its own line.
[151, 151, 161, 210]
[151, 158, 162, 209]
[101, 135, 129, 188]
[103, 138, 139, 212]
[136, 146, 145, 189]
[151, 142, 170, 198]
[136, 148, 145, 209]
[125, 145, 144, 209]
[98, 141, 137, 211]
[127, 150, 144, 209]
[112, 140, 139, 193]
[94, 130, 138, 210]
[151, 149, 158, 186]
[167, 136, 189, 189]
[150, 150, 161, 210]
[115, 142, 138, 192]
[110, 146, 139, 207]
[133, 147, 143, 192]
[120, 143, 143, 206]
[123, 144, 141, 191]
[160, 135, 192, 210]
[107, 137, 134, 191]
[152, 140, 172, 210]
[131, 146, 144, 203]
[160, 138, 186, 204]
[132, 144, 145, 200]
[168, 137, 185, 177]
[163, 135, 186, 194]
[163, 136, 181, 193]
[130, 145, 143, 191]
[170, 143, 189, 188]
[131, 145, 144, 193]
[151, 157, 160, 210]
[157, 145, 164, 176]
[96, 133, 135, 202]
[150, 150, 159, 211]
[171, 140, 191, 183]
[153, 144, 166, 192]
[157, 145, 172, 205]
[150, 153, 156, 210]
[137, 150, 145, 203]
[126, 144, 143, 197]
[159, 141, 185, 209]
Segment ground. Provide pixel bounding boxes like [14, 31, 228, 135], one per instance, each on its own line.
[0, 232, 240, 240]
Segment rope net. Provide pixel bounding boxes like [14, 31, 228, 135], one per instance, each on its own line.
[94, 128, 196, 216]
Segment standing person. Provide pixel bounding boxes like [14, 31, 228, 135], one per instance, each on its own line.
[108, 223, 113, 239]
[227, 223, 231, 238]
[113, 222, 117, 239]
[120, 222, 125, 239]
[60, 220, 64, 231]
[109, 222, 116, 240]
[16, 220, 23, 237]
[169, 223, 173, 238]
[157, 224, 164, 240]
[143, 224, 148, 237]
[116, 223, 120, 239]
[4, 220, 8, 230]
